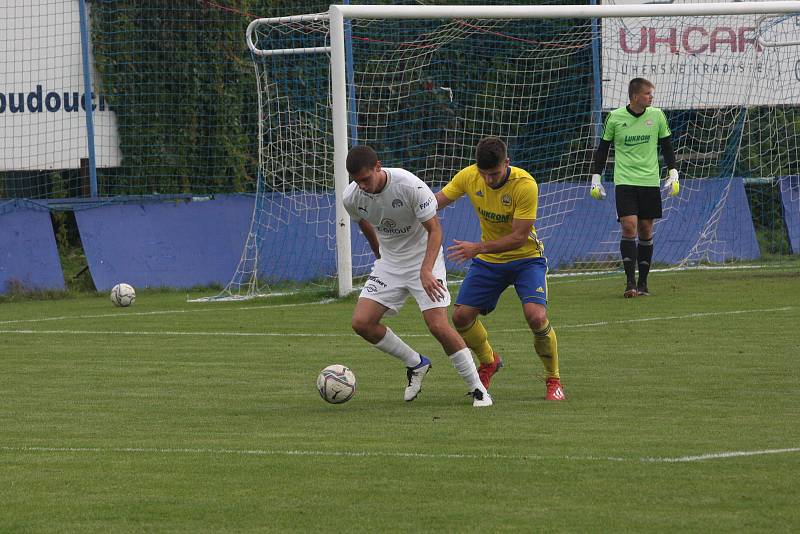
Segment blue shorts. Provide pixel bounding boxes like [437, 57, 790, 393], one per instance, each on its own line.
[456, 257, 549, 314]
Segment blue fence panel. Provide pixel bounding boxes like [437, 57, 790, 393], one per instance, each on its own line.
[780, 176, 800, 254]
[75, 195, 252, 291]
[0, 205, 64, 293]
[70, 180, 761, 292]
[75, 194, 342, 290]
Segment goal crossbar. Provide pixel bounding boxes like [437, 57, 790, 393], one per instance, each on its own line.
[246, 3, 800, 55]
[334, 2, 800, 19]
[248, 2, 800, 30]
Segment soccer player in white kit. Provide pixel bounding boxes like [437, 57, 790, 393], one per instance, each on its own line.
[343, 145, 492, 407]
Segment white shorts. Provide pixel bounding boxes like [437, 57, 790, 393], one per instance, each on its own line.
[359, 256, 451, 317]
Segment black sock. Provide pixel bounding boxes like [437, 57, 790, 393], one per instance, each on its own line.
[620, 237, 637, 286]
[637, 238, 653, 286]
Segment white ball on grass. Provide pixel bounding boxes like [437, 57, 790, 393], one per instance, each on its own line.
[316, 364, 356, 404]
[110, 283, 136, 307]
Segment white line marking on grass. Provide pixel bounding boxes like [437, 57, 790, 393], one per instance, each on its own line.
[533, 306, 795, 331]
[0, 329, 348, 337]
[2, 445, 798, 463]
[0, 299, 337, 326]
[642, 448, 800, 463]
[548, 263, 767, 281]
[0, 306, 792, 338]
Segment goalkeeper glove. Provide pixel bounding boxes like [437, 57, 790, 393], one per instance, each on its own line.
[590, 174, 606, 200]
[664, 169, 679, 197]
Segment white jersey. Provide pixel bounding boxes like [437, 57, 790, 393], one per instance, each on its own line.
[343, 167, 439, 269]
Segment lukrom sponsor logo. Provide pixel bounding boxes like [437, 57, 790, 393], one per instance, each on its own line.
[624, 134, 651, 146]
[477, 207, 510, 223]
[0, 85, 110, 114]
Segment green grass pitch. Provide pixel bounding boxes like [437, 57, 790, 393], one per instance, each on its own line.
[1, 266, 799, 532]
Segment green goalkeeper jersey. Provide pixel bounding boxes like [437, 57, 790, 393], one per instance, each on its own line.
[602, 106, 671, 187]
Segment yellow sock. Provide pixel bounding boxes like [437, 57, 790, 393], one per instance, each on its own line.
[456, 319, 495, 365]
[533, 321, 560, 379]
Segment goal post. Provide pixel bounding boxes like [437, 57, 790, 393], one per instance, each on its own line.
[330, 8, 353, 296]
[221, 1, 800, 300]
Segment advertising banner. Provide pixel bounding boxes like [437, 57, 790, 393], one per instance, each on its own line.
[0, 1, 121, 170]
[601, 0, 800, 109]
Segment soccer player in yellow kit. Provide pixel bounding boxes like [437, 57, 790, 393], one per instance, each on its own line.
[435, 137, 564, 401]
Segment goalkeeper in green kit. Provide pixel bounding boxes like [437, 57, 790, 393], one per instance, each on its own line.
[589, 77, 679, 298]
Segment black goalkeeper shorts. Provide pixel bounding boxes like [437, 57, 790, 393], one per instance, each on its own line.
[615, 184, 662, 220]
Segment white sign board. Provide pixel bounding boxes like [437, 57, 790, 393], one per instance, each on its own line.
[0, 0, 121, 170]
[601, 0, 800, 109]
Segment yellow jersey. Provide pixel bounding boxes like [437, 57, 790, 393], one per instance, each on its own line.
[441, 164, 543, 263]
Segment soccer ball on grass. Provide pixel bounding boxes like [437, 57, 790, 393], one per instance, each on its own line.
[316, 364, 356, 404]
[110, 283, 136, 307]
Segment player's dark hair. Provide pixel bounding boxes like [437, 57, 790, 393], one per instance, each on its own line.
[475, 137, 507, 170]
[346, 145, 379, 174]
[628, 78, 654, 100]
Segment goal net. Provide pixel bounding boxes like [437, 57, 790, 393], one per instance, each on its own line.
[214, 1, 800, 300]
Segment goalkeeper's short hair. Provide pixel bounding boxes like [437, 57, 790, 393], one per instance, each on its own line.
[628, 77, 654, 100]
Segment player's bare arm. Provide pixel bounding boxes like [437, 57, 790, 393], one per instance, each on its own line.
[435, 191, 454, 210]
[447, 217, 534, 263]
[358, 219, 381, 259]
[420, 216, 446, 302]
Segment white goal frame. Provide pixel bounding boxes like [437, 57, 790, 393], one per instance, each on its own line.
[247, 2, 800, 297]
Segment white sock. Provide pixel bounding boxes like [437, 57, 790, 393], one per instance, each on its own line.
[449, 348, 485, 393]
[374, 327, 422, 367]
